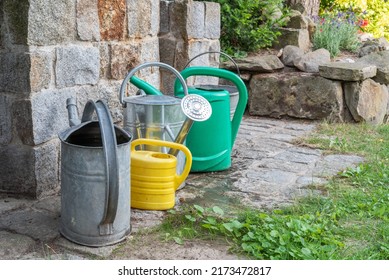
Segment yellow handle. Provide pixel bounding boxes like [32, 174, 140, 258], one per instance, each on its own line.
[131, 138, 192, 190]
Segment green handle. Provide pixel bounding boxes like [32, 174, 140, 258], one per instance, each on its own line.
[130, 76, 163, 96]
[174, 66, 248, 148]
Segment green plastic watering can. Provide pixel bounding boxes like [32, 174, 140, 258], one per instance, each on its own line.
[174, 66, 248, 172]
[125, 59, 247, 172]
[120, 62, 213, 178]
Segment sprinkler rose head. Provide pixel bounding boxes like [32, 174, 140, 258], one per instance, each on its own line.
[181, 94, 212, 122]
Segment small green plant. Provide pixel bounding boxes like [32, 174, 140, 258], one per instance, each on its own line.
[163, 205, 226, 245]
[312, 11, 361, 57]
[226, 211, 343, 259]
[329, 136, 349, 151]
[202, 0, 290, 56]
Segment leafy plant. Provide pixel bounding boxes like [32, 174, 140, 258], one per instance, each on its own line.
[201, 0, 290, 55]
[227, 211, 342, 260]
[162, 205, 226, 244]
[163, 205, 342, 259]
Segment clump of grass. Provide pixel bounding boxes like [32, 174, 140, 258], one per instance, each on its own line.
[312, 10, 361, 57]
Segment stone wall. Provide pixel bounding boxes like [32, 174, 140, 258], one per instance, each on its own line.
[222, 47, 389, 125]
[0, 0, 220, 198]
[220, 7, 389, 126]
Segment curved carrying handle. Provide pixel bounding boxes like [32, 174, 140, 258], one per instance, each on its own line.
[131, 138, 192, 190]
[119, 62, 189, 105]
[81, 100, 119, 235]
[174, 67, 248, 148]
[183, 51, 241, 76]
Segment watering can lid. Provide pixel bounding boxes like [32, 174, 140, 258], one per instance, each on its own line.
[124, 95, 181, 105]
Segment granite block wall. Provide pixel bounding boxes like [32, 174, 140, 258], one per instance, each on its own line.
[0, 0, 220, 197]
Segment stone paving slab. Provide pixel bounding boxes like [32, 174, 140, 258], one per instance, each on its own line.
[313, 154, 365, 177]
[0, 231, 36, 259]
[0, 208, 59, 241]
[177, 117, 364, 211]
[0, 116, 365, 260]
[55, 238, 118, 259]
[0, 196, 33, 214]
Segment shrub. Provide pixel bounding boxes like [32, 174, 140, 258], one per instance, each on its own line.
[203, 0, 290, 56]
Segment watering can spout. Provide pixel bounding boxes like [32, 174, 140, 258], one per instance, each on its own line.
[66, 98, 81, 127]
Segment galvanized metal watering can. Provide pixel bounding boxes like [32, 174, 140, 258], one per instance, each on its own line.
[119, 62, 212, 184]
[173, 52, 248, 172]
[119, 62, 190, 147]
[130, 138, 192, 210]
[59, 98, 132, 247]
[119, 62, 211, 144]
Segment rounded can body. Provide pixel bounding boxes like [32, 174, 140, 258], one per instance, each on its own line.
[59, 123, 131, 247]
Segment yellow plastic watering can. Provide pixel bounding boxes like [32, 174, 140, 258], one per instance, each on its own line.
[130, 138, 192, 210]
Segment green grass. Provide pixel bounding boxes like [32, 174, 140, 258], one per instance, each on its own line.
[160, 122, 389, 259]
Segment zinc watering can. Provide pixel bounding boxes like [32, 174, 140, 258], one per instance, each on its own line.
[119, 62, 212, 181]
[119, 62, 190, 146]
[120, 62, 212, 147]
[59, 98, 132, 247]
[174, 53, 248, 172]
[130, 138, 192, 210]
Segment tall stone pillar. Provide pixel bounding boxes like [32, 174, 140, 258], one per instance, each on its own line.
[0, 0, 161, 198]
[159, 0, 221, 93]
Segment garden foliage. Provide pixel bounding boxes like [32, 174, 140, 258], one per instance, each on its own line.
[202, 0, 290, 56]
[312, 10, 361, 57]
[320, 0, 389, 40]
[162, 123, 389, 260]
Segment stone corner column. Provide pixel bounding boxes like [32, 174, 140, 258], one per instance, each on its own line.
[159, 0, 221, 93]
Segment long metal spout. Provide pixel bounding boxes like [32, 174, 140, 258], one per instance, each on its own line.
[168, 118, 194, 156]
[168, 94, 212, 156]
[66, 98, 81, 127]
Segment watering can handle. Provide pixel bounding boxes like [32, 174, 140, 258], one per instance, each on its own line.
[174, 67, 248, 148]
[183, 51, 241, 76]
[131, 138, 192, 191]
[81, 100, 119, 235]
[119, 62, 189, 105]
